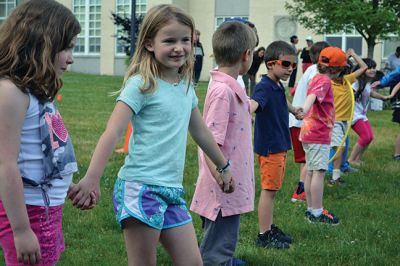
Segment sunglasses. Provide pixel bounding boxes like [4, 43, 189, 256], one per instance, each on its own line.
[267, 60, 297, 69]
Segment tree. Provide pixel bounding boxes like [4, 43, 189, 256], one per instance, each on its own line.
[285, 0, 400, 58]
[111, 12, 143, 57]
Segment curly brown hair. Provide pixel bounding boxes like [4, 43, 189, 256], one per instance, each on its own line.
[0, 0, 81, 102]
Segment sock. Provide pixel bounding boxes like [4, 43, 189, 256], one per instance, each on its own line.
[296, 181, 304, 193]
[332, 169, 341, 181]
[311, 208, 323, 217]
[307, 207, 312, 212]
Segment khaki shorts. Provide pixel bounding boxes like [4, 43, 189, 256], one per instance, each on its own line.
[303, 143, 330, 171]
[331, 121, 348, 147]
[257, 152, 287, 191]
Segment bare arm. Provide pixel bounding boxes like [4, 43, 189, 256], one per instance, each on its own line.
[347, 48, 367, 78]
[68, 101, 133, 208]
[388, 82, 400, 99]
[302, 93, 317, 114]
[0, 81, 41, 264]
[189, 108, 234, 192]
[370, 90, 389, 101]
[250, 99, 259, 113]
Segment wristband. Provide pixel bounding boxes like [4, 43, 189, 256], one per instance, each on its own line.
[216, 160, 231, 174]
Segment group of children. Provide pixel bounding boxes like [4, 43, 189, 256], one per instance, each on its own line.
[0, 1, 399, 266]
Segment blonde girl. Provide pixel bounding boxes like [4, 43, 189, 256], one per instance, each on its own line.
[0, 0, 82, 265]
[69, 4, 234, 266]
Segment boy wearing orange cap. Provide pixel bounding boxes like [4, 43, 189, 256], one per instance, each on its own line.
[299, 47, 348, 224]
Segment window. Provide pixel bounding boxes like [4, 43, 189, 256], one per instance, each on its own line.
[115, 0, 147, 55]
[325, 28, 362, 55]
[382, 36, 400, 58]
[0, 0, 16, 23]
[73, 0, 101, 54]
[215, 16, 248, 29]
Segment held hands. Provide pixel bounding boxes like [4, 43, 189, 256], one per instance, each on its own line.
[293, 106, 305, 120]
[68, 178, 100, 210]
[346, 48, 355, 57]
[13, 228, 41, 265]
[215, 170, 235, 193]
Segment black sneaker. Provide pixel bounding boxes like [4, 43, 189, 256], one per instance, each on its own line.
[305, 210, 312, 219]
[271, 224, 293, 244]
[393, 154, 400, 161]
[328, 177, 345, 186]
[308, 209, 340, 225]
[256, 230, 290, 249]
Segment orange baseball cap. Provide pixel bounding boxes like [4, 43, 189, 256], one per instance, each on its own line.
[318, 47, 347, 67]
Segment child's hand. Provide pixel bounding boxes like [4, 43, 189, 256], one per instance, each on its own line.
[371, 81, 381, 89]
[383, 95, 392, 101]
[294, 107, 304, 120]
[13, 228, 41, 265]
[68, 177, 101, 210]
[216, 171, 235, 193]
[346, 48, 355, 57]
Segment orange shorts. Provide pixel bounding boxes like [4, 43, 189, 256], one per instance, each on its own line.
[257, 152, 287, 191]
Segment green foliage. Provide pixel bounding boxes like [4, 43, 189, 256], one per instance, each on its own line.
[285, 0, 400, 57]
[1, 72, 399, 265]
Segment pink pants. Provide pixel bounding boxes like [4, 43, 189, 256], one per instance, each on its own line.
[352, 119, 374, 147]
[0, 201, 64, 266]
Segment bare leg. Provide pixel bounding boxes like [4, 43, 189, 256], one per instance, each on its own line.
[258, 190, 276, 233]
[310, 170, 326, 209]
[304, 170, 313, 209]
[160, 222, 202, 266]
[349, 143, 367, 164]
[122, 218, 160, 266]
[333, 147, 344, 170]
[300, 163, 307, 182]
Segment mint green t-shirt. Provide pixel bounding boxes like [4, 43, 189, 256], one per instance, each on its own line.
[116, 75, 198, 188]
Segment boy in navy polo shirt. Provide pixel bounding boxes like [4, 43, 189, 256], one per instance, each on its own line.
[250, 41, 302, 249]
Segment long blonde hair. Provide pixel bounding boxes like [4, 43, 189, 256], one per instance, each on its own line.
[123, 4, 195, 94]
[0, 0, 80, 102]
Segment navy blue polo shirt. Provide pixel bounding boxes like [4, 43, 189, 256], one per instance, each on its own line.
[252, 75, 291, 156]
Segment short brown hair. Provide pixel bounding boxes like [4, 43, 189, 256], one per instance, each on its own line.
[212, 21, 256, 66]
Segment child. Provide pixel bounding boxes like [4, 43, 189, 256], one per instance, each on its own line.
[0, 1, 85, 265]
[328, 48, 367, 185]
[289, 41, 330, 203]
[372, 67, 400, 160]
[348, 59, 392, 165]
[68, 5, 234, 265]
[300, 47, 347, 224]
[190, 21, 256, 265]
[250, 41, 302, 249]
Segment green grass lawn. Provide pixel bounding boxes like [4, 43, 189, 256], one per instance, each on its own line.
[1, 72, 399, 265]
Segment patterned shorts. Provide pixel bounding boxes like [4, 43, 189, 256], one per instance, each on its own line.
[113, 178, 192, 230]
[0, 201, 64, 266]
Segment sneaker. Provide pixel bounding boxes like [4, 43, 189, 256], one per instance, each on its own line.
[308, 209, 340, 225]
[393, 154, 400, 161]
[256, 230, 290, 249]
[342, 166, 359, 174]
[271, 224, 293, 244]
[305, 210, 312, 219]
[232, 257, 246, 266]
[291, 190, 306, 202]
[328, 177, 345, 186]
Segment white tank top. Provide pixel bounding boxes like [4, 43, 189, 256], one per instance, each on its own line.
[18, 94, 73, 206]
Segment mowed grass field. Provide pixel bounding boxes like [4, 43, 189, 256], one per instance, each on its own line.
[1, 72, 399, 265]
